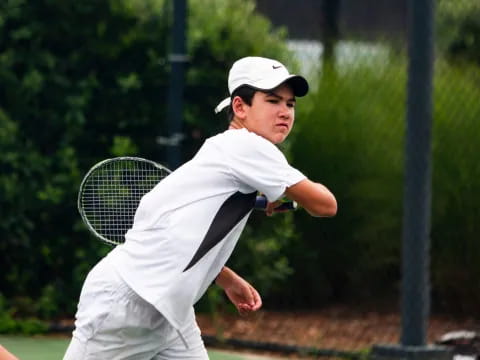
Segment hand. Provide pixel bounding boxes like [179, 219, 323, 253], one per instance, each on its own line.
[224, 277, 262, 316]
[216, 267, 262, 316]
[265, 200, 292, 216]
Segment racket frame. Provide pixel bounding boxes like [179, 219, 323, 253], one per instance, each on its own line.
[77, 156, 171, 246]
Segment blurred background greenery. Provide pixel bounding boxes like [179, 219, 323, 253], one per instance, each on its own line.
[0, 0, 479, 339]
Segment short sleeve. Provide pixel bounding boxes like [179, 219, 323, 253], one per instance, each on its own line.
[225, 131, 306, 202]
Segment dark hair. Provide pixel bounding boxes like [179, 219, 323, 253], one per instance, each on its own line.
[226, 85, 257, 121]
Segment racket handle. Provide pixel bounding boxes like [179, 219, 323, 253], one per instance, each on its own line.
[254, 196, 297, 211]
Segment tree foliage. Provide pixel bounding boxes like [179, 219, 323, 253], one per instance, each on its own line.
[2, 0, 479, 326]
[0, 0, 294, 321]
[437, 0, 480, 64]
[287, 51, 480, 314]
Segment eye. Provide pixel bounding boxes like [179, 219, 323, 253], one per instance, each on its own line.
[267, 98, 278, 104]
[287, 102, 295, 108]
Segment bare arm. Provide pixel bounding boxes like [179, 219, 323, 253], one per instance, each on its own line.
[215, 266, 262, 315]
[284, 178, 337, 217]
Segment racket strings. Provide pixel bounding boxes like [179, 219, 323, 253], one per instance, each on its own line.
[80, 159, 169, 245]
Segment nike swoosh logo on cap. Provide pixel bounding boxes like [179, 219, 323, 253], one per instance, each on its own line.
[272, 65, 282, 69]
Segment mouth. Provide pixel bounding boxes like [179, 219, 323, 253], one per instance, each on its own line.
[276, 123, 289, 131]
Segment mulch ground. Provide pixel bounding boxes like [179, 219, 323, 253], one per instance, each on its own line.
[196, 305, 480, 358]
[49, 304, 480, 359]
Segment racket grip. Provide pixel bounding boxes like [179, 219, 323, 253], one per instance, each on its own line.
[254, 196, 297, 211]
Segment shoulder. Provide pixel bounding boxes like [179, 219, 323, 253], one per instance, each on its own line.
[206, 129, 293, 174]
[209, 129, 283, 156]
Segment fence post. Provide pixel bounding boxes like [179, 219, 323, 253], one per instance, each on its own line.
[372, 0, 451, 358]
[164, 0, 187, 169]
[401, 0, 435, 347]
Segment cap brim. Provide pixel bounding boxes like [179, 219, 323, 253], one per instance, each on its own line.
[285, 75, 309, 97]
[250, 75, 309, 97]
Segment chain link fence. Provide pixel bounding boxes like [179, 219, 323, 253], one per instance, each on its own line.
[1, 0, 478, 358]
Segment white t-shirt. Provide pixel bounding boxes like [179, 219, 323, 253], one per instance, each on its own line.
[108, 128, 306, 331]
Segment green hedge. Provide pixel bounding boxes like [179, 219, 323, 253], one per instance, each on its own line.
[0, 0, 295, 328]
[1, 0, 479, 332]
[288, 55, 406, 306]
[431, 60, 480, 314]
[285, 53, 480, 314]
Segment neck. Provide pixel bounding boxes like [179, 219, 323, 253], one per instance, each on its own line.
[229, 118, 246, 130]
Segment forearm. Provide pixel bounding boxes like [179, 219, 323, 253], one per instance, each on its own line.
[215, 266, 236, 289]
[214, 266, 262, 314]
[285, 179, 337, 217]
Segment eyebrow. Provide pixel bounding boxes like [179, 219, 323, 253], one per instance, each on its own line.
[265, 91, 296, 103]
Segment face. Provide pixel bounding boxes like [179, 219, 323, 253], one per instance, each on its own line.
[232, 84, 296, 144]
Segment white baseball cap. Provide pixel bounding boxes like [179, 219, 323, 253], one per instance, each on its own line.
[214, 56, 309, 114]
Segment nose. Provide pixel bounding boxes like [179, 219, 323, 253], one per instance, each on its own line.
[279, 103, 292, 119]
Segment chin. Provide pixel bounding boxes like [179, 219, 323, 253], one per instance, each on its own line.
[271, 135, 287, 144]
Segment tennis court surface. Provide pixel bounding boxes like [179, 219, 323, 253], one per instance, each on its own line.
[0, 335, 282, 360]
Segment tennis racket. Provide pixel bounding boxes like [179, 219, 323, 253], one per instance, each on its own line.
[78, 157, 296, 246]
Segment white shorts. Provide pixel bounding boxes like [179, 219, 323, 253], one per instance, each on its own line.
[63, 256, 208, 360]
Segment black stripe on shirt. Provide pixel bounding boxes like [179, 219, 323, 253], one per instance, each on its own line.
[183, 191, 257, 272]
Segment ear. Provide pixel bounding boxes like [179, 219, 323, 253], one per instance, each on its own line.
[231, 96, 248, 120]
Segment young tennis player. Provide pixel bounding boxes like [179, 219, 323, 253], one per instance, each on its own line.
[64, 56, 337, 359]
